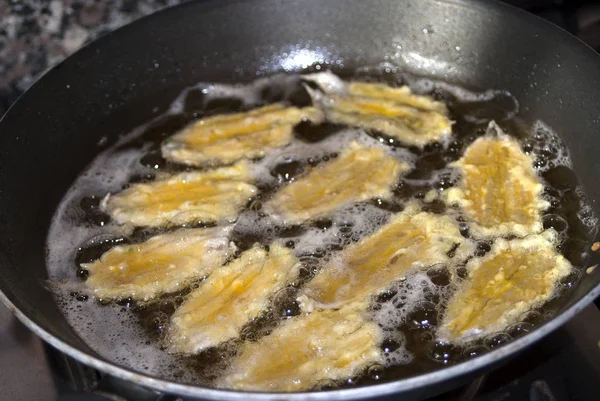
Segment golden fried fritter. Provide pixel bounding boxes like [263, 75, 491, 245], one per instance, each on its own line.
[446, 126, 548, 237]
[217, 304, 381, 392]
[168, 244, 299, 353]
[82, 226, 235, 301]
[348, 82, 448, 114]
[264, 142, 409, 224]
[102, 161, 256, 227]
[162, 104, 323, 166]
[299, 203, 470, 309]
[439, 231, 572, 341]
[305, 72, 452, 146]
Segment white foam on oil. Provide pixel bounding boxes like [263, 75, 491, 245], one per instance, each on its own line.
[373, 272, 451, 366]
[576, 186, 599, 228]
[168, 73, 303, 115]
[46, 147, 147, 280]
[302, 70, 347, 94]
[53, 286, 204, 384]
[529, 121, 597, 228]
[530, 120, 572, 171]
[292, 204, 391, 258]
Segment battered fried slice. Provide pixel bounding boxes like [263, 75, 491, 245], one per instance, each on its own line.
[348, 81, 448, 114]
[217, 304, 382, 391]
[102, 161, 256, 227]
[299, 203, 470, 309]
[162, 104, 324, 166]
[264, 142, 409, 224]
[439, 231, 572, 341]
[82, 226, 235, 301]
[168, 244, 299, 353]
[445, 123, 548, 237]
[304, 71, 452, 146]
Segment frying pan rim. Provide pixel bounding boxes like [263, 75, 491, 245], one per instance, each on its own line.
[1, 0, 600, 398]
[2, 285, 599, 399]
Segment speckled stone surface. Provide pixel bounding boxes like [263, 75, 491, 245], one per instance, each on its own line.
[0, 0, 186, 116]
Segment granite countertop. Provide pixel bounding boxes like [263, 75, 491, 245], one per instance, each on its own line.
[0, 0, 186, 116]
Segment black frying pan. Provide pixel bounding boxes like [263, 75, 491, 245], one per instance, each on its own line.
[1, 0, 600, 399]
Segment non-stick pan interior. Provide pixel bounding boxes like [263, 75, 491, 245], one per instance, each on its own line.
[1, 0, 600, 398]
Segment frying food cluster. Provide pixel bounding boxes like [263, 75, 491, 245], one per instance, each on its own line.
[73, 71, 573, 391]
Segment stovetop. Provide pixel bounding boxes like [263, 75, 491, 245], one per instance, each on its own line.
[1, 301, 599, 401]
